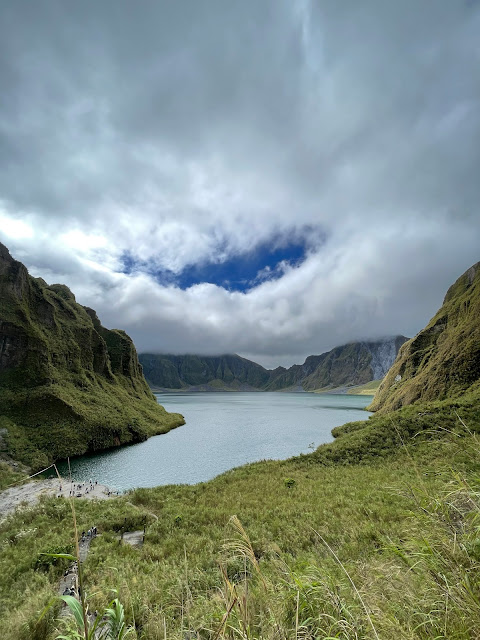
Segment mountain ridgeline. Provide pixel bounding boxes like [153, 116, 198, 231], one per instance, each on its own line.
[0, 243, 184, 469]
[139, 336, 408, 392]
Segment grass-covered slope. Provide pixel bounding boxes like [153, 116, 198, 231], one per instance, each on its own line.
[0, 243, 184, 469]
[346, 379, 382, 395]
[1, 423, 480, 640]
[369, 262, 480, 413]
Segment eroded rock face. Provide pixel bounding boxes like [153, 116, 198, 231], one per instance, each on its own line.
[0, 243, 29, 300]
[275, 337, 408, 392]
[0, 324, 28, 371]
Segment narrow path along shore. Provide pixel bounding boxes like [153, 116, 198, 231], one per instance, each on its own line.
[58, 527, 101, 633]
[0, 477, 118, 521]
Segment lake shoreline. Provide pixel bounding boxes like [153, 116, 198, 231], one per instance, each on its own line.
[57, 392, 372, 491]
[152, 386, 376, 395]
[0, 477, 117, 521]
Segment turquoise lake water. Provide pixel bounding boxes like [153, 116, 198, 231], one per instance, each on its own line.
[56, 392, 372, 490]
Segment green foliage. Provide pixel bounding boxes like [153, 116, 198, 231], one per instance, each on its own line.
[0, 244, 184, 468]
[47, 595, 136, 640]
[2, 428, 480, 639]
[0, 461, 25, 490]
[102, 597, 136, 639]
[283, 477, 296, 488]
[370, 261, 480, 412]
[1, 380, 184, 470]
[319, 382, 480, 465]
[34, 548, 74, 572]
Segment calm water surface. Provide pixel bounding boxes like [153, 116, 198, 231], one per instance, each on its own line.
[56, 392, 372, 490]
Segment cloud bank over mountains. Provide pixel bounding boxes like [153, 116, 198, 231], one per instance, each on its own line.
[1, 0, 479, 367]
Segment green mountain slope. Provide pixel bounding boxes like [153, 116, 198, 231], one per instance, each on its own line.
[369, 262, 480, 413]
[140, 336, 407, 392]
[0, 243, 184, 469]
[139, 353, 273, 390]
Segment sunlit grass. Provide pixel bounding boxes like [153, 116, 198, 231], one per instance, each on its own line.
[1, 425, 480, 639]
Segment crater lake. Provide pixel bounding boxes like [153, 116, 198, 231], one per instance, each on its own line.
[56, 392, 372, 490]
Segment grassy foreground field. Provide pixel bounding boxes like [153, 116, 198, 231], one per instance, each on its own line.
[1, 401, 480, 640]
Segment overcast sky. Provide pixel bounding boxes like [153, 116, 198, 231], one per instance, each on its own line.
[1, 1, 479, 368]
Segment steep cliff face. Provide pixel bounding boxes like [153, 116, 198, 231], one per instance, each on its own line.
[0, 243, 184, 469]
[140, 336, 407, 392]
[264, 337, 408, 391]
[369, 262, 480, 413]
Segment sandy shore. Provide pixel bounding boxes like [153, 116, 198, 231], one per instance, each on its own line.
[0, 477, 118, 520]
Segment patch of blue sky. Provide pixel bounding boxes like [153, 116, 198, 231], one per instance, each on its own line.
[119, 232, 317, 292]
[176, 238, 308, 291]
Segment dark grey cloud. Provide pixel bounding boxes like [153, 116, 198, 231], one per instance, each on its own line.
[0, 1, 479, 366]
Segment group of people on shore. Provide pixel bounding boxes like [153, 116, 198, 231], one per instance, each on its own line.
[56, 479, 105, 499]
[67, 479, 98, 498]
[53, 478, 121, 501]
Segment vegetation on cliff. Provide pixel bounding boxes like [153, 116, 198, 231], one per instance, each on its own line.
[369, 262, 480, 413]
[0, 243, 184, 470]
[346, 379, 381, 395]
[139, 353, 272, 390]
[265, 337, 408, 391]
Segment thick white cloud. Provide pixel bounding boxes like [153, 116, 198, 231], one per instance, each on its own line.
[0, 1, 479, 367]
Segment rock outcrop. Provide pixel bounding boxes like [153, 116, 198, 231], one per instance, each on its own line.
[369, 262, 480, 413]
[0, 243, 184, 469]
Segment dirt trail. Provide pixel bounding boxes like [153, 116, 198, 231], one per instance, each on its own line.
[58, 530, 99, 631]
[59, 527, 143, 635]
